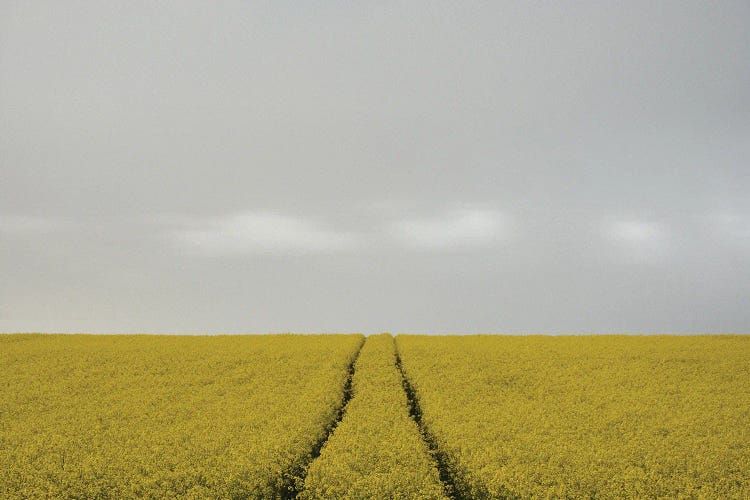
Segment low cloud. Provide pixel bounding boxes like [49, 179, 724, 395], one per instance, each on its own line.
[603, 218, 668, 261]
[170, 212, 360, 256]
[388, 206, 508, 250]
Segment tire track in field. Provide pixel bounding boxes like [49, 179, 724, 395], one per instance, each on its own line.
[282, 336, 366, 499]
[394, 345, 463, 500]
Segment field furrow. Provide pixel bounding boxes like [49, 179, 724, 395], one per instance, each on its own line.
[301, 334, 448, 499]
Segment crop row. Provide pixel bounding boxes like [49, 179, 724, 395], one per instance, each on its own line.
[301, 333, 446, 499]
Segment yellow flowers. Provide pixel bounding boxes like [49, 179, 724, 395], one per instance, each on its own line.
[396, 334, 750, 499]
[0, 334, 363, 498]
[2, 333, 749, 498]
[300, 334, 447, 499]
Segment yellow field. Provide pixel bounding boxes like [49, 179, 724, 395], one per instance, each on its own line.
[396, 335, 750, 498]
[0, 334, 363, 498]
[2, 333, 749, 498]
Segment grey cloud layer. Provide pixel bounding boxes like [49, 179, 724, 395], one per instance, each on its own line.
[1, 206, 748, 333]
[165, 206, 510, 255]
[4, 207, 747, 257]
[1, 1, 748, 333]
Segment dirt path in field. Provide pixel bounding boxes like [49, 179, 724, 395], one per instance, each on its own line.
[289, 336, 459, 499]
[394, 343, 463, 500]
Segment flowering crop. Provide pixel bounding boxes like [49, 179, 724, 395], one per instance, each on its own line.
[0, 334, 363, 498]
[301, 334, 447, 499]
[4, 333, 748, 498]
[396, 335, 750, 498]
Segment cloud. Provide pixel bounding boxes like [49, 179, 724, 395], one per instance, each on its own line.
[170, 212, 360, 256]
[0, 215, 74, 236]
[706, 212, 750, 248]
[603, 219, 668, 261]
[388, 206, 508, 250]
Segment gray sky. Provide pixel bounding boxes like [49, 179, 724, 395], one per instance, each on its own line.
[1, 1, 749, 334]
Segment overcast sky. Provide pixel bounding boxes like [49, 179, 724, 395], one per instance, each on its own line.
[1, 1, 749, 334]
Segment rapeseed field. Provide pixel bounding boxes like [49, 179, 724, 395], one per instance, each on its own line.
[2, 333, 749, 498]
[396, 335, 750, 498]
[0, 334, 363, 498]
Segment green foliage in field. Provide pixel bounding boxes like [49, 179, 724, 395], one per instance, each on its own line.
[301, 334, 447, 499]
[0, 334, 363, 499]
[396, 335, 750, 498]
